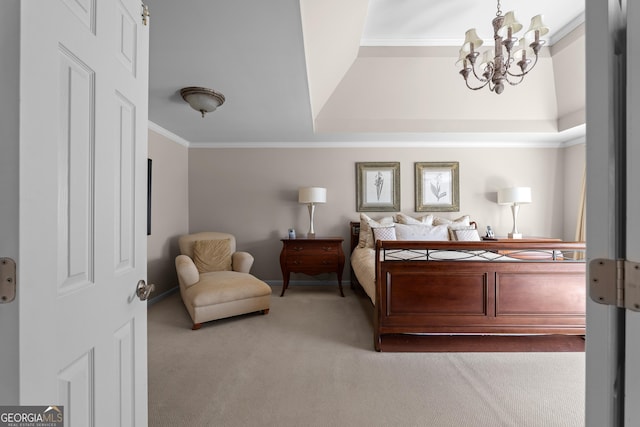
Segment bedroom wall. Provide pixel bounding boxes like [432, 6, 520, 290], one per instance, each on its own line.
[188, 145, 581, 282]
[147, 129, 189, 298]
[563, 143, 586, 241]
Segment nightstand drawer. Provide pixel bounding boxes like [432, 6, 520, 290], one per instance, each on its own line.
[286, 254, 339, 269]
[285, 243, 341, 256]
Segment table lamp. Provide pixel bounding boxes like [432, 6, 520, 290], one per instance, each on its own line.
[497, 187, 532, 239]
[298, 187, 326, 237]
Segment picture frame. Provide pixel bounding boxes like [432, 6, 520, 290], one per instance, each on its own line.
[415, 162, 459, 212]
[356, 162, 400, 212]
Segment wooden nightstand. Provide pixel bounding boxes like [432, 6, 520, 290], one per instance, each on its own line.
[482, 236, 562, 242]
[279, 237, 345, 297]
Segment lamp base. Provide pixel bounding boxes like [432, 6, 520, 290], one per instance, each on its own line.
[508, 232, 523, 239]
[306, 232, 316, 238]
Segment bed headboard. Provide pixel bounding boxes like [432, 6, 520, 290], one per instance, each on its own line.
[349, 219, 478, 254]
[350, 221, 360, 254]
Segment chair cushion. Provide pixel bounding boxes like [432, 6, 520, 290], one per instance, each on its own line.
[184, 271, 272, 307]
[192, 239, 232, 273]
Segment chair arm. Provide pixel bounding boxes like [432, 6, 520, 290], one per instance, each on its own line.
[175, 255, 200, 288]
[232, 251, 254, 273]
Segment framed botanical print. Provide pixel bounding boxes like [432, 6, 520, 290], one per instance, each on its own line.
[356, 162, 400, 212]
[415, 162, 459, 212]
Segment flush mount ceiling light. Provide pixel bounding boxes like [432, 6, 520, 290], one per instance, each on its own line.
[456, 0, 549, 94]
[180, 86, 225, 118]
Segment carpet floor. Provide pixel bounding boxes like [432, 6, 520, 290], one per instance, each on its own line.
[148, 284, 585, 427]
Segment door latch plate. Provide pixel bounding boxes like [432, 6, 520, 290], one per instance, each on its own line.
[0, 258, 16, 303]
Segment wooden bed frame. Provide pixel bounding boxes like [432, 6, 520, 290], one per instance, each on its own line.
[349, 222, 587, 352]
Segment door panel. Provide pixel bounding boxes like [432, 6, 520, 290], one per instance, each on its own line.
[626, 0, 640, 423]
[19, 0, 149, 424]
[585, 0, 625, 426]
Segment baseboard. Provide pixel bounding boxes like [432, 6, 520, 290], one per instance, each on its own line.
[148, 286, 179, 306]
[265, 280, 353, 287]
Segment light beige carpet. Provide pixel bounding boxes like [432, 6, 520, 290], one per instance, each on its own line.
[148, 285, 584, 427]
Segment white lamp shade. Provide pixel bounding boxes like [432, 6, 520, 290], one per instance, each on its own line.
[525, 15, 549, 39]
[298, 187, 326, 204]
[513, 38, 534, 61]
[497, 187, 532, 205]
[499, 11, 523, 36]
[462, 28, 483, 52]
[455, 48, 468, 67]
[478, 50, 493, 71]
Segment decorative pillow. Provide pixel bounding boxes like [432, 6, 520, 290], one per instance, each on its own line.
[372, 225, 396, 243]
[394, 223, 449, 241]
[358, 213, 395, 248]
[432, 215, 471, 227]
[395, 213, 434, 225]
[192, 239, 232, 273]
[454, 228, 481, 241]
[448, 224, 477, 240]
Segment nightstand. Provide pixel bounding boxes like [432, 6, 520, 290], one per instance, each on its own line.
[279, 237, 345, 297]
[482, 236, 562, 242]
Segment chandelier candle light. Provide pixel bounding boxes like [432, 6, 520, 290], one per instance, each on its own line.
[298, 187, 327, 237]
[497, 186, 532, 239]
[457, 0, 549, 94]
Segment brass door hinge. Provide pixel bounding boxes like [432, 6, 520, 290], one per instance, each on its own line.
[141, 3, 150, 26]
[0, 258, 16, 303]
[590, 258, 640, 311]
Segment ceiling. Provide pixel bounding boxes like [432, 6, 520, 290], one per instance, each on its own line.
[146, 0, 585, 146]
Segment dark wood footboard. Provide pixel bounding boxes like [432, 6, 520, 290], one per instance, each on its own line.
[373, 241, 586, 352]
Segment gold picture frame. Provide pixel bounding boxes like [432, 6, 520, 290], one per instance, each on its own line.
[356, 162, 400, 212]
[415, 162, 459, 212]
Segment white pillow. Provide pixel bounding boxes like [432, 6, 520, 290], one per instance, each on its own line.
[358, 213, 395, 248]
[433, 215, 471, 227]
[372, 226, 396, 243]
[395, 213, 434, 226]
[394, 223, 449, 241]
[454, 228, 481, 241]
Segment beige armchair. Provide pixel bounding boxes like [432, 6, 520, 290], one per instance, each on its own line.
[176, 232, 271, 330]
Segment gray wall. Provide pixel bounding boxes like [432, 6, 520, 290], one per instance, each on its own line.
[563, 143, 586, 241]
[147, 130, 189, 298]
[185, 144, 584, 282]
[145, 131, 586, 288]
[0, 0, 20, 405]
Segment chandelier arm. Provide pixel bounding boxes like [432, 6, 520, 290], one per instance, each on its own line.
[504, 73, 526, 86]
[465, 78, 491, 91]
[506, 53, 540, 78]
[470, 62, 492, 83]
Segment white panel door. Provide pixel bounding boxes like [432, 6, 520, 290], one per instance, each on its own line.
[19, 0, 149, 425]
[626, 0, 640, 424]
[585, 0, 626, 426]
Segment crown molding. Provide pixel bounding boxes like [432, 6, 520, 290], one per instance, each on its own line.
[148, 121, 191, 148]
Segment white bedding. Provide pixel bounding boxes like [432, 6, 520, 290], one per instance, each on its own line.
[351, 247, 377, 303]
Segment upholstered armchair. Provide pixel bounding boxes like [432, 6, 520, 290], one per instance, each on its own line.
[175, 232, 271, 330]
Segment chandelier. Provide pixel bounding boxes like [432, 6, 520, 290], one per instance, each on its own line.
[457, 0, 549, 94]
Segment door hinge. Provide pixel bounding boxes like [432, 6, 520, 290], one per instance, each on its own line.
[0, 258, 16, 303]
[590, 258, 640, 311]
[141, 3, 150, 26]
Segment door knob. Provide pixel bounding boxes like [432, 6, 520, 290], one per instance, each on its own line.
[136, 279, 155, 301]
